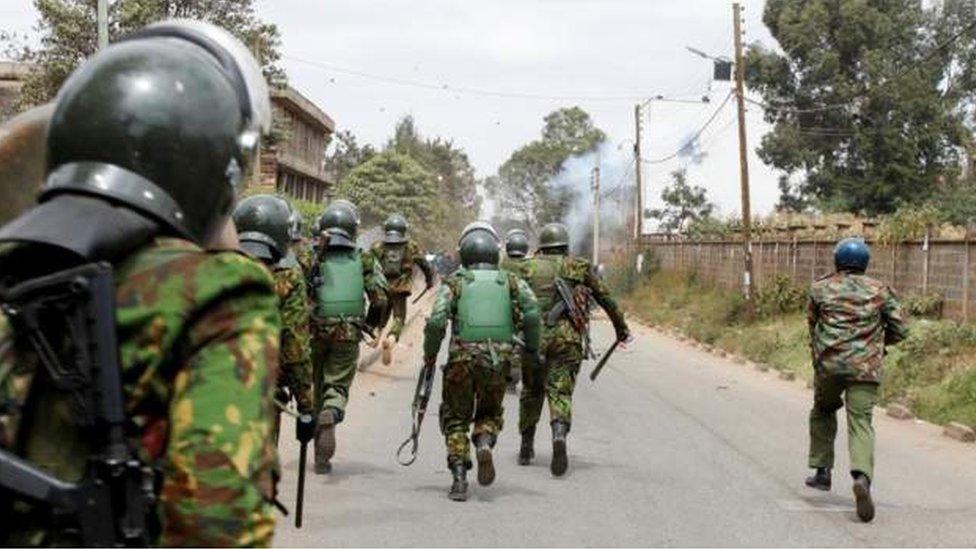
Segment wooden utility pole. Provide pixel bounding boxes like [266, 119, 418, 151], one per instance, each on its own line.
[591, 166, 601, 266]
[634, 104, 644, 240]
[733, 2, 755, 317]
[97, 0, 109, 50]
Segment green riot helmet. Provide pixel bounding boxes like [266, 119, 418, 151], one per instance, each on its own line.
[458, 221, 500, 269]
[538, 222, 570, 253]
[332, 199, 361, 224]
[383, 213, 408, 244]
[504, 228, 530, 259]
[40, 19, 271, 244]
[233, 194, 291, 263]
[318, 201, 360, 248]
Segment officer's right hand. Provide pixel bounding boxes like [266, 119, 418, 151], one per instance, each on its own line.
[296, 413, 316, 443]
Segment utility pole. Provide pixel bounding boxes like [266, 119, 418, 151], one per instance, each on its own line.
[633, 104, 644, 240]
[591, 165, 601, 266]
[97, 0, 109, 50]
[733, 2, 755, 318]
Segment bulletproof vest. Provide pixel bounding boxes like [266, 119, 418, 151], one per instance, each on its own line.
[315, 248, 365, 318]
[455, 270, 514, 343]
[527, 255, 564, 314]
[381, 243, 406, 279]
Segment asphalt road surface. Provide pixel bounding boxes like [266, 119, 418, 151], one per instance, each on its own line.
[274, 316, 976, 547]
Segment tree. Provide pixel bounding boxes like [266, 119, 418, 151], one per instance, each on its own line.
[746, 0, 974, 215]
[489, 106, 606, 232]
[647, 169, 715, 235]
[3, 0, 284, 111]
[332, 151, 450, 250]
[324, 129, 376, 184]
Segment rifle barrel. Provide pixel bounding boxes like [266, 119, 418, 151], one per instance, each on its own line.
[295, 441, 307, 528]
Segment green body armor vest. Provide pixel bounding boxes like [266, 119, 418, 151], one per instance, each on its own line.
[315, 249, 365, 318]
[381, 243, 405, 280]
[455, 270, 514, 343]
[527, 255, 563, 313]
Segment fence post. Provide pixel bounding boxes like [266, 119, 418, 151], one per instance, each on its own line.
[965, 224, 972, 322]
[922, 226, 931, 295]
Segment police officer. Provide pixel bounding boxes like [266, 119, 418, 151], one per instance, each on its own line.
[233, 194, 315, 446]
[370, 213, 435, 365]
[518, 222, 631, 475]
[0, 20, 279, 545]
[422, 222, 541, 501]
[501, 227, 531, 391]
[806, 238, 908, 523]
[309, 200, 388, 473]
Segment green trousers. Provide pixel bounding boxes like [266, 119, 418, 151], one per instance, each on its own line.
[519, 342, 583, 432]
[439, 355, 509, 468]
[311, 335, 360, 420]
[379, 292, 409, 340]
[808, 375, 879, 479]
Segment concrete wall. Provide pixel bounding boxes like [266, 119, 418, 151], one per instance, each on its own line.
[643, 237, 976, 320]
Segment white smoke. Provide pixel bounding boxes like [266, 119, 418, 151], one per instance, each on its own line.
[549, 140, 636, 256]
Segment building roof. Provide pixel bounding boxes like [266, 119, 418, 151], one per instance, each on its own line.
[271, 85, 335, 134]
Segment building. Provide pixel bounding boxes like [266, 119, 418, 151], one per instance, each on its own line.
[0, 62, 30, 120]
[253, 85, 335, 203]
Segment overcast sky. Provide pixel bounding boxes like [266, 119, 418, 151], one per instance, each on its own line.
[1, 0, 784, 226]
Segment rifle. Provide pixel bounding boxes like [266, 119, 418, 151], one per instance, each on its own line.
[547, 278, 595, 359]
[0, 263, 155, 546]
[589, 340, 620, 381]
[294, 413, 312, 529]
[410, 284, 433, 305]
[395, 360, 437, 466]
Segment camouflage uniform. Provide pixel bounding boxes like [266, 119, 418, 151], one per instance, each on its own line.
[807, 272, 909, 479]
[519, 254, 629, 431]
[272, 264, 314, 442]
[371, 239, 434, 340]
[424, 269, 541, 468]
[311, 249, 388, 419]
[0, 237, 281, 546]
[501, 256, 530, 387]
[293, 239, 316, 277]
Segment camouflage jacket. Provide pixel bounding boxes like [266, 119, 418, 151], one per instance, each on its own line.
[312, 248, 389, 342]
[273, 265, 314, 414]
[0, 237, 280, 546]
[369, 239, 434, 295]
[522, 253, 629, 350]
[423, 268, 541, 370]
[292, 240, 315, 277]
[807, 272, 909, 382]
[500, 256, 529, 280]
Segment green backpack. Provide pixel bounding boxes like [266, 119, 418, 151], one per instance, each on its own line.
[455, 270, 514, 343]
[315, 249, 366, 318]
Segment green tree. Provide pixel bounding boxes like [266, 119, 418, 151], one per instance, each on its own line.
[746, 0, 974, 215]
[333, 151, 449, 250]
[647, 169, 715, 235]
[489, 106, 606, 232]
[324, 129, 376, 184]
[4, 0, 283, 111]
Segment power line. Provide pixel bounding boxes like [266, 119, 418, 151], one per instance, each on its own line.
[643, 91, 734, 165]
[285, 55, 709, 104]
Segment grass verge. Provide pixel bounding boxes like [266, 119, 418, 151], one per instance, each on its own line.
[621, 269, 976, 429]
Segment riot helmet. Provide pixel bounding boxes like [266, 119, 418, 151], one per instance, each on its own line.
[383, 213, 408, 244]
[332, 199, 361, 223]
[834, 238, 870, 273]
[458, 221, 500, 269]
[504, 228, 530, 259]
[233, 194, 291, 263]
[40, 19, 271, 245]
[318, 200, 360, 248]
[538, 222, 570, 254]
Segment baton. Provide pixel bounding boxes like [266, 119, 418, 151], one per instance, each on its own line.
[589, 340, 620, 381]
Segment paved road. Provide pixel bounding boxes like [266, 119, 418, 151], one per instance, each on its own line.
[275, 318, 976, 547]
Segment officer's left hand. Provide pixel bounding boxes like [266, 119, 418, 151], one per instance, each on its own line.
[296, 413, 316, 443]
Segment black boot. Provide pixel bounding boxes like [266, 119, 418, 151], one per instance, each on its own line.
[804, 467, 831, 491]
[448, 463, 468, 502]
[474, 434, 496, 486]
[550, 421, 570, 477]
[518, 427, 535, 466]
[852, 472, 875, 523]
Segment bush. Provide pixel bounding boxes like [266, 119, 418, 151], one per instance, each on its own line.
[756, 275, 806, 317]
[903, 292, 944, 319]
